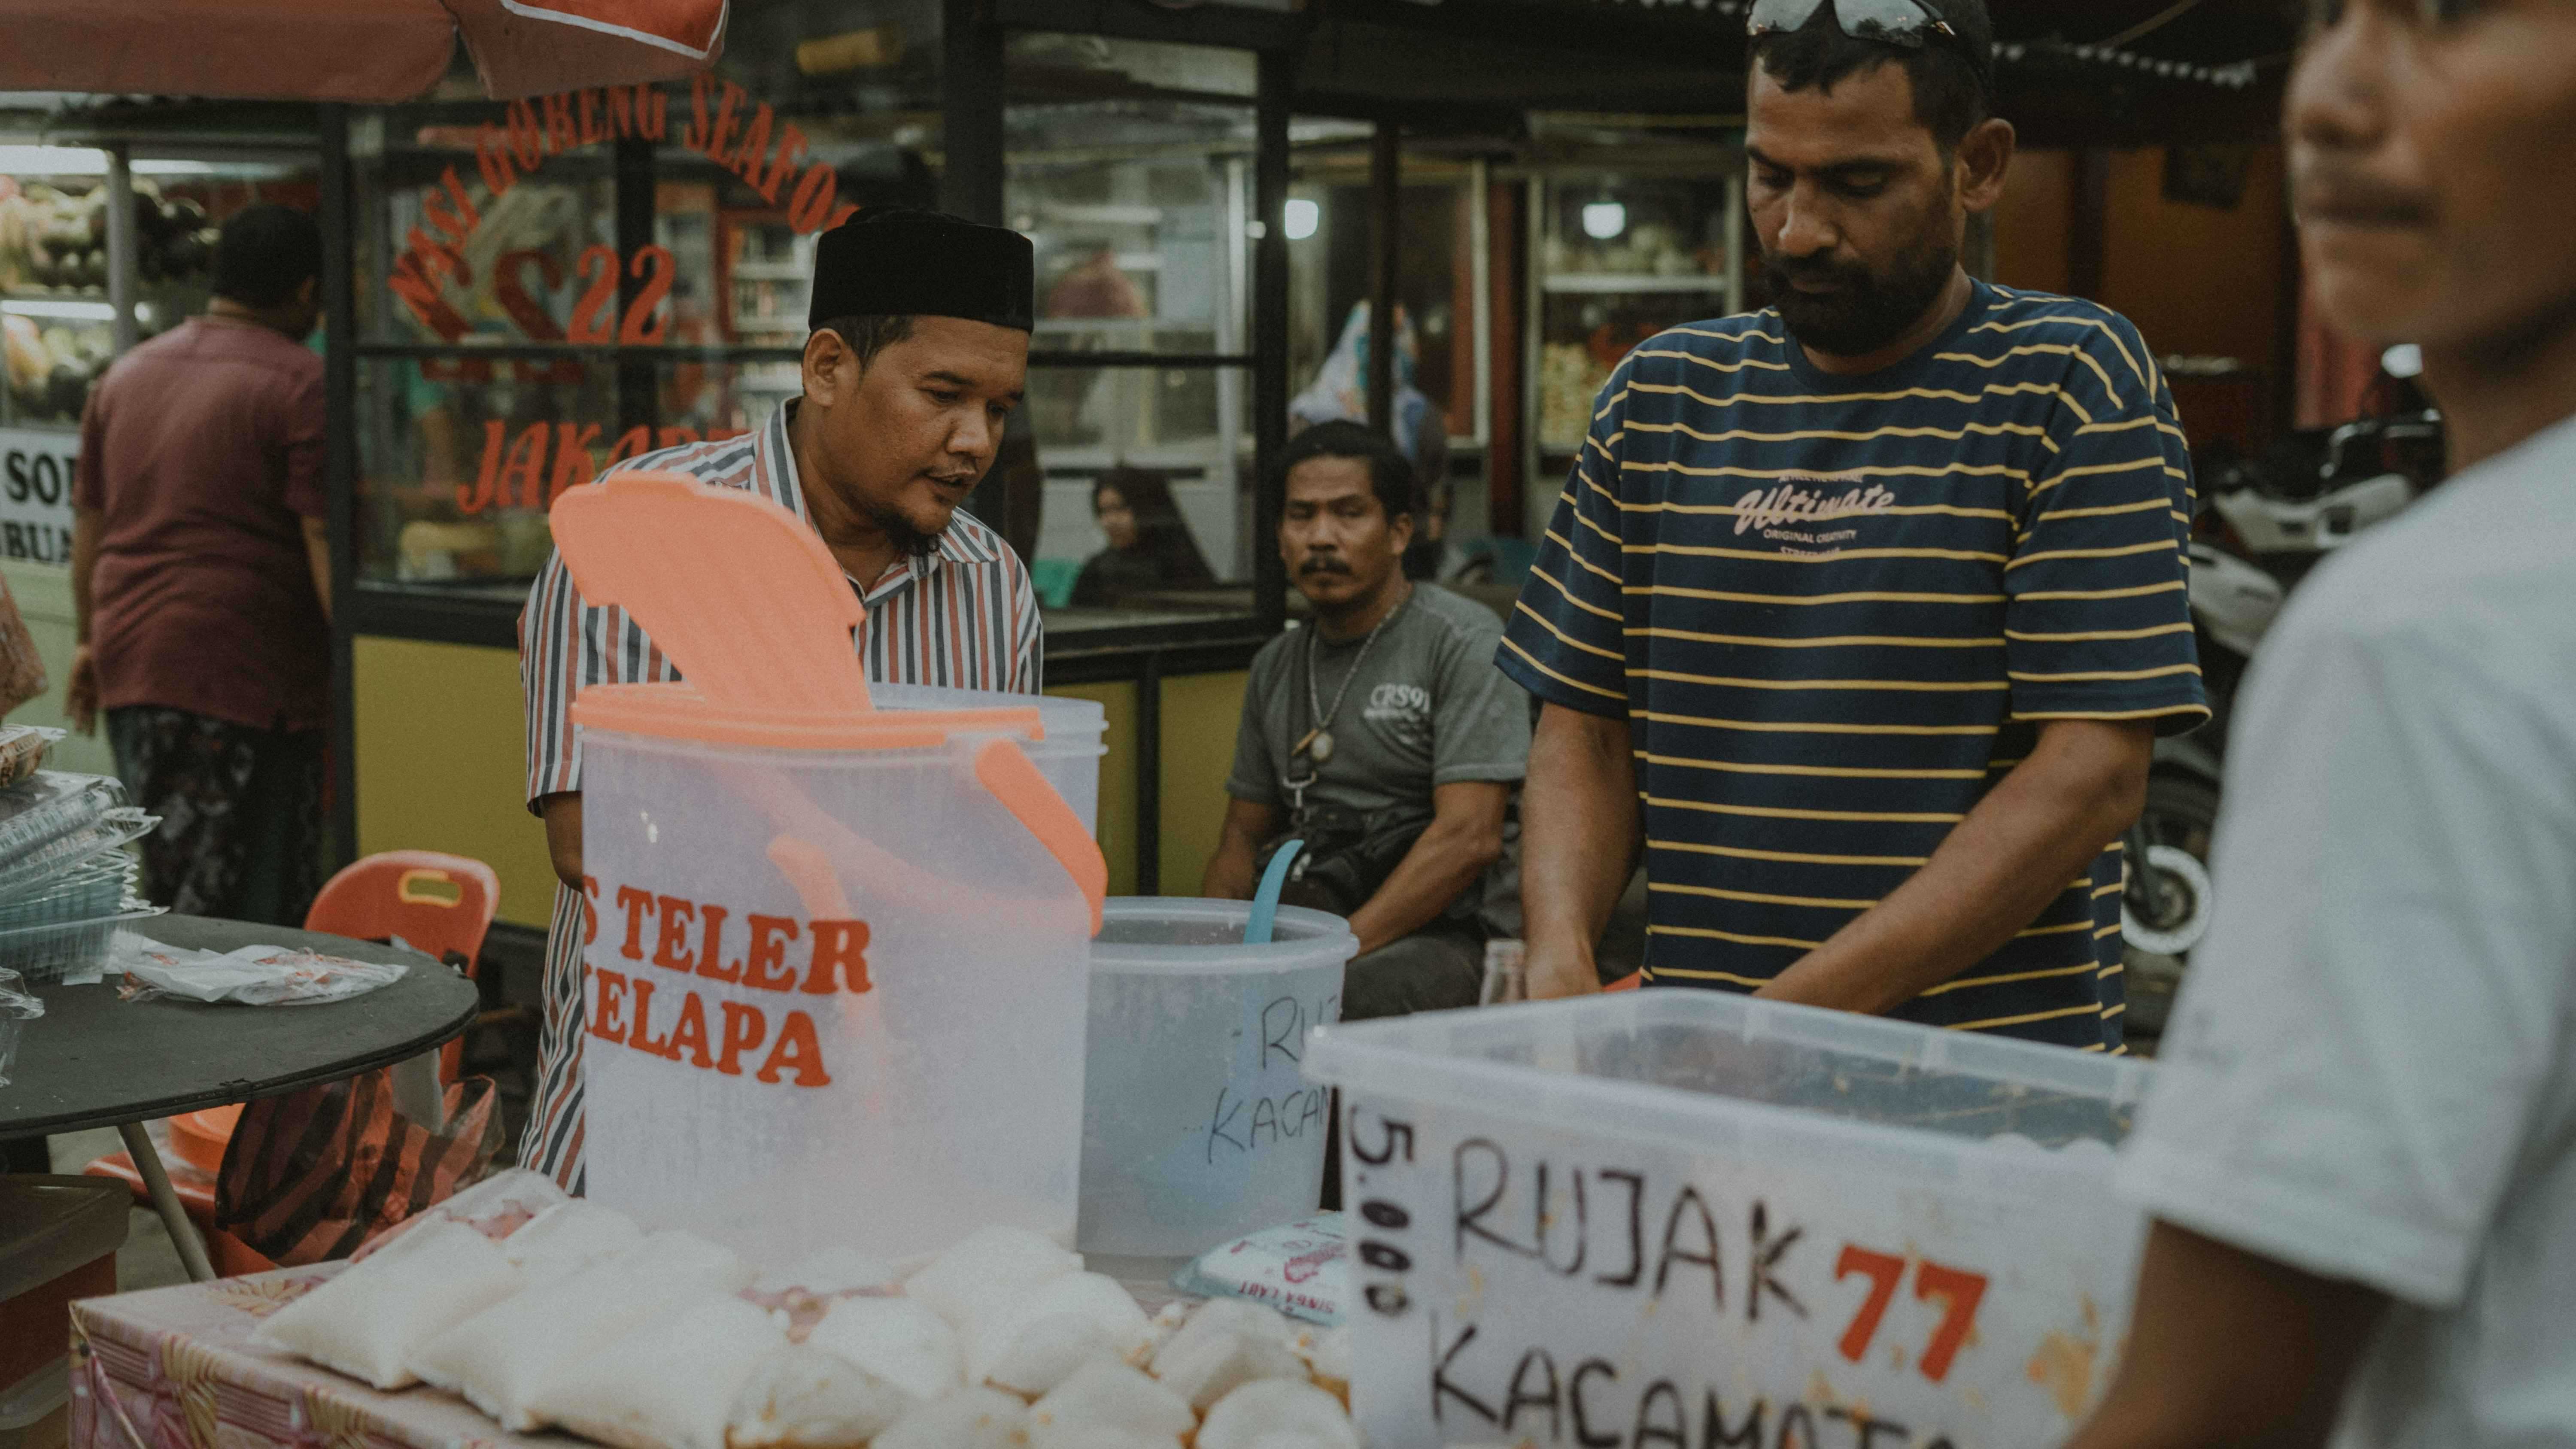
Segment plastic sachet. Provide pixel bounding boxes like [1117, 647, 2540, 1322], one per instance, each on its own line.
[409, 1230, 754, 1431]
[347, 1166, 572, 1262]
[250, 1218, 520, 1388]
[0, 965, 40, 1087]
[1167, 1213, 1345, 1325]
[114, 934, 407, 1005]
[537, 1292, 788, 1449]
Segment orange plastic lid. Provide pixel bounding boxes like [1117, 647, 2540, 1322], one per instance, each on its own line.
[551, 471, 1045, 752]
[573, 684, 1048, 750]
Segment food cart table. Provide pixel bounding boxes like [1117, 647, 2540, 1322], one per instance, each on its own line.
[0, 916, 479, 1283]
[67, 1263, 553, 1449]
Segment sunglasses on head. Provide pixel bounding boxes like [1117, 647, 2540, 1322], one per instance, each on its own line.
[1746, 0, 1958, 46]
[2308, 0, 2492, 26]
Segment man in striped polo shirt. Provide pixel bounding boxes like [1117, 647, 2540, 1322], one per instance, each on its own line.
[1505, 0, 2206, 1051]
[516, 210, 1044, 1188]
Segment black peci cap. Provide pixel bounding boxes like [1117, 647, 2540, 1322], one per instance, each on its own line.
[805, 208, 1035, 332]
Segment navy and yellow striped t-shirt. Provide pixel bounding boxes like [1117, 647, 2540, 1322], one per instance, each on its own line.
[1499, 281, 2208, 1052]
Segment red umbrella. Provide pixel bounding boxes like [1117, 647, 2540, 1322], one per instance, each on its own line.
[0, 0, 726, 101]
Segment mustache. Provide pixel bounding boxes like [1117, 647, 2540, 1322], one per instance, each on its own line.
[2292, 163, 2435, 227]
[1297, 556, 1354, 576]
[1762, 248, 1872, 290]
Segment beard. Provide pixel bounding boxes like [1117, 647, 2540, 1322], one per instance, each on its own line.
[1761, 215, 1960, 361]
[868, 501, 947, 561]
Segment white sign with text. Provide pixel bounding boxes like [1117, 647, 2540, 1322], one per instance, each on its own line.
[0, 427, 79, 566]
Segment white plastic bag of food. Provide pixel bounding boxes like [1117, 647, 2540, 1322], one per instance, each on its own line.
[801, 1295, 963, 1404]
[1027, 1361, 1193, 1448]
[251, 1218, 518, 1389]
[726, 1343, 914, 1449]
[410, 1230, 753, 1431]
[746, 1245, 900, 1341]
[968, 1271, 1152, 1385]
[1145, 1313, 1305, 1412]
[986, 1313, 1124, 1399]
[351, 1166, 571, 1262]
[537, 1292, 786, 1449]
[1196, 1380, 1360, 1449]
[871, 1387, 1029, 1449]
[1044, 1430, 1176, 1449]
[904, 1225, 1082, 1333]
[504, 1200, 647, 1285]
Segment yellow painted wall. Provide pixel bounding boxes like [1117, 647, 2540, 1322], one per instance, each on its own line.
[352, 637, 562, 926]
[1048, 679, 1138, 898]
[1157, 670, 1248, 895]
[351, 638, 1254, 927]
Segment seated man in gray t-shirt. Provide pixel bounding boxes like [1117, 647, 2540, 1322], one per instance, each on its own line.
[1205, 422, 1531, 1020]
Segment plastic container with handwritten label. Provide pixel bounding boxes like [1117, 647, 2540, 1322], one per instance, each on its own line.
[1305, 990, 2151, 1447]
[552, 473, 1109, 1271]
[1076, 897, 1356, 1271]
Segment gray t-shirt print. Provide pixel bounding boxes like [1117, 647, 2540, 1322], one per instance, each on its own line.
[1226, 584, 1534, 931]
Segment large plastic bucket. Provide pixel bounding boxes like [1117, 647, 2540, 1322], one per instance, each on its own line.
[1077, 897, 1357, 1261]
[871, 685, 1106, 833]
[580, 692, 1102, 1268]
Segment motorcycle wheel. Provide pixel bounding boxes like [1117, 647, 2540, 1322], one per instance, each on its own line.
[2122, 775, 2221, 1049]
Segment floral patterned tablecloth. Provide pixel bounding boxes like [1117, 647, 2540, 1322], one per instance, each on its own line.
[68, 1266, 565, 1449]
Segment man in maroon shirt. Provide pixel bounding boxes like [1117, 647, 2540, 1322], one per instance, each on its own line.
[69, 204, 333, 925]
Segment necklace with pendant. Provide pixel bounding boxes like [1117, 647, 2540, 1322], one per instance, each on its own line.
[1294, 583, 1410, 769]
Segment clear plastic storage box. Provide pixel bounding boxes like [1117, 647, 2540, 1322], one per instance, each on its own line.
[1305, 990, 2154, 1448]
[0, 809, 155, 900]
[0, 911, 163, 984]
[0, 852, 138, 928]
[0, 774, 123, 864]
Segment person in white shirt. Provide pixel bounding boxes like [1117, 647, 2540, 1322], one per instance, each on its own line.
[2069, 3, 2576, 1446]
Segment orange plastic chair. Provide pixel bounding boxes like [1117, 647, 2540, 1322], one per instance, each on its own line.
[85, 851, 503, 1238]
[303, 851, 501, 1081]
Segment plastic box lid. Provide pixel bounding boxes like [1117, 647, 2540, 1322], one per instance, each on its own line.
[0, 1176, 129, 1306]
[1305, 988, 2153, 1178]
[0, 775, 122, 867]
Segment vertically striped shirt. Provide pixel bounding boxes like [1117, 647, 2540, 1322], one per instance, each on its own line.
[516, 400, 1043, 1188]
[1500, 281, 2206, 1052]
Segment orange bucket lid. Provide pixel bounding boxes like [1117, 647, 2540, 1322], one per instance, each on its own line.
[552, 471, 1046, 752]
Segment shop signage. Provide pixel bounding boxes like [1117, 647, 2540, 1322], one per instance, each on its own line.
[386, 79, 860, 344]
[579, 879, 866, 1088]
[0, 427, 77, 565]
[388, 77, 846, 516]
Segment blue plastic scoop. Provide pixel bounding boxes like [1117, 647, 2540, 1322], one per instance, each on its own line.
[1244, 838, 1305, 945]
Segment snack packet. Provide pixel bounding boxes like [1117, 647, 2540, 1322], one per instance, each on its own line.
[1168, 1214, 1344, 1325]
[115, 936, 406, 1005]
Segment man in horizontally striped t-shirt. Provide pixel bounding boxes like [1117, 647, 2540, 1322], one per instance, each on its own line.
[516, 212, 1045, 1189]
[1504, 0, 2205, 1052]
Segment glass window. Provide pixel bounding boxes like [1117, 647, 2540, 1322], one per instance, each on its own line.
[1007, 97, 1253, 359]
[355, 355, 776, 603]
[2, 149, 314, 432]
[1003, 43, 1259, 631]
[1025, 363, 1251, 622]
[1285, 137, 1483, 471]
[350, 64, 945, 591]
[1531, 164, 1744, 457]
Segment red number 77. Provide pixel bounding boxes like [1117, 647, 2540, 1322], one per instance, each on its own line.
[1833, 1245, 1990, 1383]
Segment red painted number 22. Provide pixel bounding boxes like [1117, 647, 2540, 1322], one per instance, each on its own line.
[1833, 1245, 1989, 1383]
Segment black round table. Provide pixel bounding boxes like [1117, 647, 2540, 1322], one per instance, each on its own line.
[2, 914, 479, 1279]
